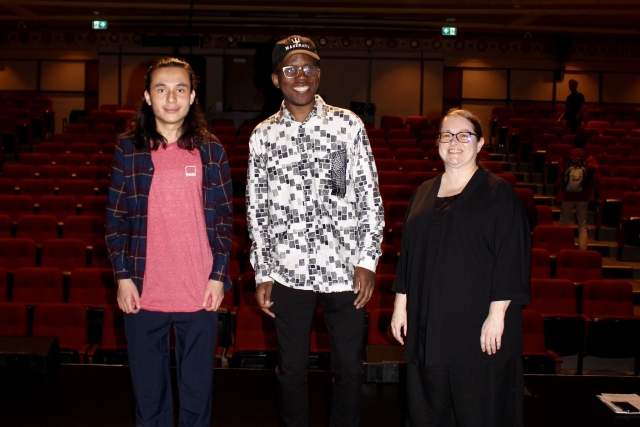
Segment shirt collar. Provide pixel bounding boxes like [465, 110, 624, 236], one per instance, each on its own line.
[276, 94, 327, 124]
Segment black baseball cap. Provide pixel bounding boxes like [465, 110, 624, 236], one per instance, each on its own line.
[272, 35, 320, 67]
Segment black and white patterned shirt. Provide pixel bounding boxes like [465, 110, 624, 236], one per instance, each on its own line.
[247, 96, 384, 292]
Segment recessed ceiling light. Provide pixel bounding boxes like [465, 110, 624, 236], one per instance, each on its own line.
[93, 11, 100, 15]
[446, 17, 457, 22]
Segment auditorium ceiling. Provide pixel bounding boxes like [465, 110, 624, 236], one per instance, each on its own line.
[0, 0, 638, 39]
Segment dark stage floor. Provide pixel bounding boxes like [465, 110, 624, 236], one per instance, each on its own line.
[1, 365, 639, 427]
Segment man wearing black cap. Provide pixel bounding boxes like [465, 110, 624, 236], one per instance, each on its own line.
[246, 35, 384, 426]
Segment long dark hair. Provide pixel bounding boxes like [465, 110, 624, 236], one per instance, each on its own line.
[131, 57, 209, 151]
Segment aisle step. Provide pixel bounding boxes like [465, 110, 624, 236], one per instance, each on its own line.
[602, 264, 634, 279]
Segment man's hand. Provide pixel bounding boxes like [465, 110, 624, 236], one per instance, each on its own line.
[202, 280, 225, 311]
[117, 278, 141, 314]
[255, 281, 275, 318]
[353, 266, 375, 309]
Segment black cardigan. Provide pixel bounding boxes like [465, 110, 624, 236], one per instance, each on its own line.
[393, 167, 531, 365]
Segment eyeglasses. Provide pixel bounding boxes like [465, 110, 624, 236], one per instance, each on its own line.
[438, 131, 478, 143]
[281, 65, 320, 78]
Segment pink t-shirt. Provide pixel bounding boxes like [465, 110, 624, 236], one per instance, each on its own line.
[141, 142, 213, 312]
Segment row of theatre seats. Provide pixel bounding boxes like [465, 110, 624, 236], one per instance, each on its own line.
[1, 276, 637, 375]
[2, 109, 639, 371]
[0, 92, 55, 155]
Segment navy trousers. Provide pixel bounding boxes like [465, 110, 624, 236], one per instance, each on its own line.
[124, 309, 218, 427]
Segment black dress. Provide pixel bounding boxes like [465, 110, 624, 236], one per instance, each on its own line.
[393, 167, 531, 426]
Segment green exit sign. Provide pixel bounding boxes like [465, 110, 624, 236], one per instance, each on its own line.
[92, 20, 108, 30]
[442, 27, 457, 36]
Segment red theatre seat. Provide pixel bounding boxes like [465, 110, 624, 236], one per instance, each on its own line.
[554, 249, 602, 284]
[0, 238, 36, 273]
[521, 309, 562, 374]
[528, 278, 584, 356]
[532, 225, 575, 256]
[63, 215, 105, 247]
[0, 195, 34, 222]
[229, 306, 278, 368]
[68, 268, 116, 305]
[41, 238, 88, 273]
[15, 214, 58, 245]
[530, 248, 551, 279]
[39, 195, 78, 223]
[0, 302, 28, 336]
[578, 280, 640, 375]
[31, 303, 90, 363]
[367, 308, 401, 346]
[11, 267, 64, 304]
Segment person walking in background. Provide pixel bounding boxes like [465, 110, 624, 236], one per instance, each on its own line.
[556, 134, 600, 250]
[106, 57, 233, 427]
[391, 109, 530, 427]
[246, 35, 384, 427]
[557, 79, 587, 134]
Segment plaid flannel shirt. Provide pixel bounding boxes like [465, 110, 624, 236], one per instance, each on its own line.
[105, 134, 233, 293]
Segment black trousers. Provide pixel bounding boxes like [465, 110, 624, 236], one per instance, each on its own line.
[406, 359, 522, 427]
[567, 119, 582, 134]
[124, 309, 218, 427]
[270, 282, 366, 427]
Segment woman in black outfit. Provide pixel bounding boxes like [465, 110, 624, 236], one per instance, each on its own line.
[391, 109, 530, 427]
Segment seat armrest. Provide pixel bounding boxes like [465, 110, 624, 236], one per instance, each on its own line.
[547, 349, 563, 374]
[86, 344, 100, 364]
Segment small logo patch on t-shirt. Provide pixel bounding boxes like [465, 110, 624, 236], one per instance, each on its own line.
[185, 166, 197, 177]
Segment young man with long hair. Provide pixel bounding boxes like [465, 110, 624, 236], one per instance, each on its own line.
[106, 57, 232, 427]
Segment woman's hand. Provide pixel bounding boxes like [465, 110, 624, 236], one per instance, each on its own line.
[390, 294, 408, 345]
[480, 300, 511, 355]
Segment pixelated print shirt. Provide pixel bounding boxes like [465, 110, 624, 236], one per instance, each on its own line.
[247, 96, 385, 292]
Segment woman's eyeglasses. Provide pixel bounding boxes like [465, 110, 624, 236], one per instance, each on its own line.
[438, 132, 478, 143]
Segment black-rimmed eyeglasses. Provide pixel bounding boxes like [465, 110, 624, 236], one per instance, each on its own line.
[281, 65, 320, 78]
[438, 131, 478, 143]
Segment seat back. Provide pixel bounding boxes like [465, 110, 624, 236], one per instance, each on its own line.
[0, 302, 28, 336]
[532, 226, 575, 256]
[496, 173, 517, 188]
[15, 214, 58, 245]
[528, 278, 577, 315]
[530, 248, 551, 278]
[63, 216, 105, 246]
[234, 306, 278, 352]
[367, 308, 399, 345]
[68, 268, 116, 304]
[522, 309, 546, 354]
[31, 303, 88, 350]
[39, 195, 78, 222]
[100, 304, 127, 350]
[0, 238, 36, 272]
[621, 192, 640, 218]
[598, 177, 633, 200]
[12, 267, 64, 303]
[555, 249, 602, 283]
[535, 205, 553, 226]
[41, 238, 88, 272]
[0, 195, 34, 222]
[582, 280, 635, 317]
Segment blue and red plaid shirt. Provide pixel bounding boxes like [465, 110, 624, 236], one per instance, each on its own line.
[106, 134, 233, 293]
